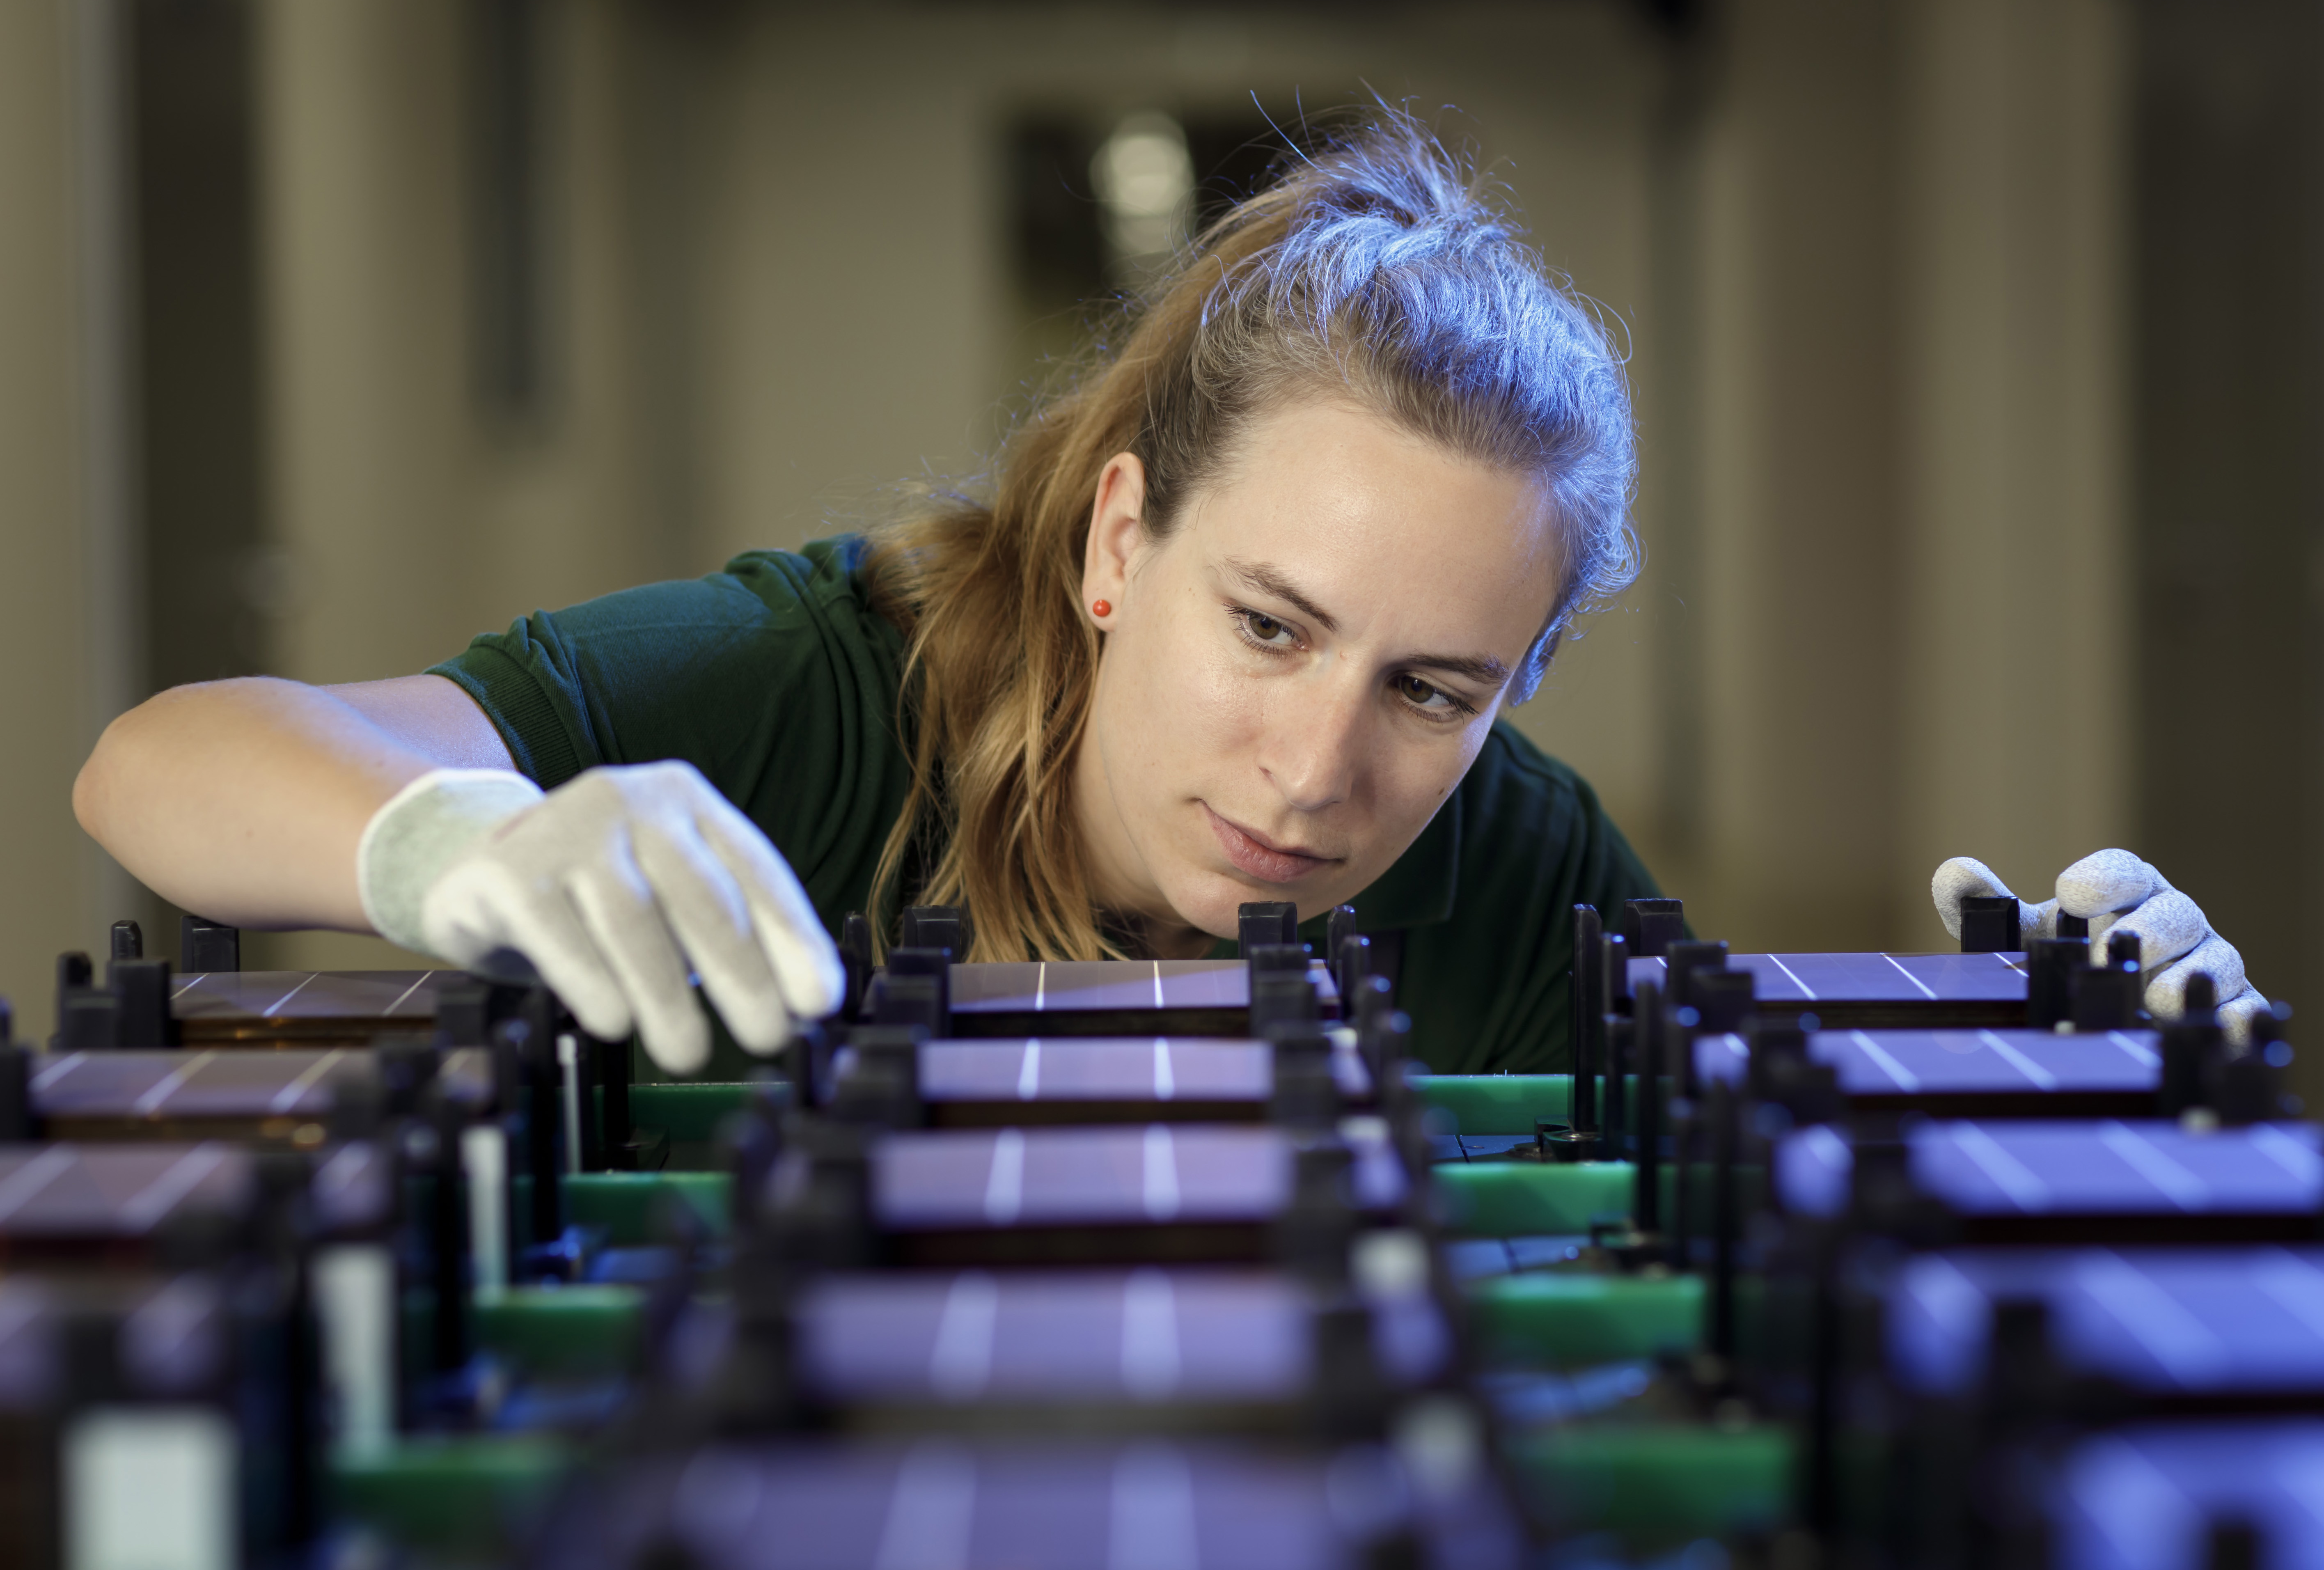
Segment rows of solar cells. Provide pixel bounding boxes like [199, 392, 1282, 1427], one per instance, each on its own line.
[0, 894, 2303, 1568]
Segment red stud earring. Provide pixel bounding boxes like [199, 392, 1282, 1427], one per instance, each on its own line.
[1091, 599, 1112, 618]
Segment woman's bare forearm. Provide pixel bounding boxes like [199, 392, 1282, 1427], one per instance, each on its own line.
[73, 674, 515, 931]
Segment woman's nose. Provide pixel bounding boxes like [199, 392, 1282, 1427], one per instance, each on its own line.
[1256, 679, 1367, 812]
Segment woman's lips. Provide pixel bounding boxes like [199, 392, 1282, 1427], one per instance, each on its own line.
[1202, 804, 1337, 885]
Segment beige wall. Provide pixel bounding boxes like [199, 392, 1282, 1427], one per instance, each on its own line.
[0, 0, 140, 1041]
[1895, 0, 2131, 921]
[1659, 0, 2131, 953]
[251, 0, 664, 970]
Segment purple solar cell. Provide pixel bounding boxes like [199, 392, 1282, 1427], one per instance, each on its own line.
[1889, 951, 2031, 1002]
[1633, 950, 2031, 1005]
[917, 1042, 1038, 1101]
[917, 1040, 1276, 1104]
[1775, 1121, 2324, 1218]
[1915, 1121, 2324, 1215]
[1696, 1028, 2158, 1102]
[1775, 1125, 1854, 1217]
[0, 1143, 254, 1236]
[872, 1125, 1290, 1230]
[169, 969, 443, 1022]
[1890, 1247, 2324, 1398]
[797, 1269, 1313, 1403]
[949, 963, 1045, 1013]
[2053, 1421, 2324, 1570]
[164, 1048, 356, 1115]
[946, 960, 1332, 1015]
[29, 1051, 178, 1116]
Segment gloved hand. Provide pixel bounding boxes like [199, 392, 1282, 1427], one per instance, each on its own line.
[359, 762, 843, 1074]
[1932, 849, 2270, 1043]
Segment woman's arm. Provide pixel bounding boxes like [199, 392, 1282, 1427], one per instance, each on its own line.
[73, 674, 515, 932]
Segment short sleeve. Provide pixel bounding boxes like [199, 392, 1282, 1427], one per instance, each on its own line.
[426, 537, 914, 933]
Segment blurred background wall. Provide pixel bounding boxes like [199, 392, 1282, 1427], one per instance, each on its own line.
[0, 0, 2315, 1095]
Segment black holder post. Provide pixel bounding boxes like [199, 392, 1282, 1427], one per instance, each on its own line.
[899, 905, 967, 955]
[1669, 1091, 1697, 1272]
[1707, 1075, 1740, 1367]
[1334, 934, 1370, 1021]
[782, 1024, 830, 1117]
[54, 951, 115, 1051]
[510, 1014, 567, 1271]
[1958, 895, 2021, 953]
[838, 912, 874, 1022]
[2025, 936, 2088, 1030]
[2214, 1005, 2290, 1125]
[1664, 940, 1728, 1012]
[1267, 1021, 1341, 1132]
[2206, 1520, 2263, 1570]
[2071, 933, 2144, 1032]
[2159, 973, 2221, 1116]
[110, 956, 176, 1048]
[1331, 903, 1368, 1021]
[180, 914, 241, 973]
[422, 1087, 471, 1387]
[876, 949, 951, 1037]
[1633, 980, 1666, 1239]
[1571, 907, 1601, 1138]
[1238, 900, 1301, 953]
[605, 1034, 654, 1171]
[1529, 906, 1603, 1163]
[570, 1031, 602, 1173]
[0, 1002, 31, 1140]
[1602, 934, 1630, 1159]
[1248, 944, 1317, 1038]
[832, 1024, 928, 1130]
[1622, 897, 1686, 959]
[1274, 1137, 1357, 1285]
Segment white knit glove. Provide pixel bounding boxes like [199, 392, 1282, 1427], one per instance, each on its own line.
[358, 763, 843, 1074]
[1932, 850, 2269, 1044]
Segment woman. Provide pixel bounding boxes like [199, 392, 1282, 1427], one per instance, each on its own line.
[73, 113, 2260, 1075]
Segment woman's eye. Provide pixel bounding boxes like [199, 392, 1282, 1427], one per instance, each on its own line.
[1396, 674, 1454, 711]
[1239, 611, 1295, 646]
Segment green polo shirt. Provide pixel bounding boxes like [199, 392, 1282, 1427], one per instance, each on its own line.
[428, 536, 1662, 1075]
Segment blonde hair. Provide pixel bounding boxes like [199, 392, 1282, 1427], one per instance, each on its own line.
[862, 109, 1638, 963]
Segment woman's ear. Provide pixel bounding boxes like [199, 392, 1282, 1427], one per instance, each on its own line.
[1079, 453, 1146, 628]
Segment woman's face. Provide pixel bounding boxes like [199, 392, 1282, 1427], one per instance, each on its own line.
[1075, 398, 1564, 950]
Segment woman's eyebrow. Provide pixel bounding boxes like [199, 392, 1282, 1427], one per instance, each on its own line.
[1222, 557, 1339, 633]
[1405, 651, 1511, 686]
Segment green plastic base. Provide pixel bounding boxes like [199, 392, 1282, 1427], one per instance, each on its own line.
[564, 1170, 732, 1245]
[472, 1286, 644, 1378]
[1469, 1272, 1703, 1366]
[626, 1082, 757, 1143]
[1411, 1074, 1571, 1134]
[330, 1435, 572, 1555]
[1512, 1423, 1795, 1540]
[1432, 1160, 1637, 1235]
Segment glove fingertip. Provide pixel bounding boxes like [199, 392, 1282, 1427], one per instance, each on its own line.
[1930, 857, 2012, 941]
[720, 994, 791, 1054]
[2217, 990, 2269, 1049]
[763, 931, 846, 1021]
[735, 1013, 797, 1059]
[641, 1022, 712, 1079]
[2055, 847, 2163, 918]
